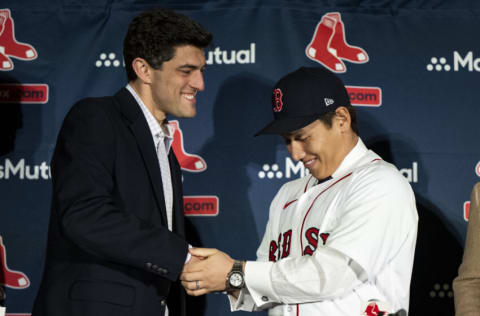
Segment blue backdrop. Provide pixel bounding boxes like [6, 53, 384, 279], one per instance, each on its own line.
[1, 1, 479, 315]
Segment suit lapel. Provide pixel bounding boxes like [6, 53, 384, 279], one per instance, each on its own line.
[113, 88, 168, 225]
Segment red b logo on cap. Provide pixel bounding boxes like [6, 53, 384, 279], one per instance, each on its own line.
[273, 88, 283, 112]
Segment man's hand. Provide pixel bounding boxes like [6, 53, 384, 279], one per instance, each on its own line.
[180, 248, 234, 296]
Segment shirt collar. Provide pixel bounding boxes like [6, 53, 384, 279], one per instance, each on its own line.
[331, 137, 368, 179]
[125, 84, 173, 150]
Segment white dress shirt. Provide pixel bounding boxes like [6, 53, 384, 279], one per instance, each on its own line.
[126, 84, 174, 231]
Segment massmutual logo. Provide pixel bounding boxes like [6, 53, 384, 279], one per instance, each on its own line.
[427, 51, 480, 72]
[95, 43, 256, 69]
[0, 159, 50, 180]
[169, 120, 219, 216]
[95, 52, 123, 68]
[258, 158, 419, 183]
[205, 43, 255, 65]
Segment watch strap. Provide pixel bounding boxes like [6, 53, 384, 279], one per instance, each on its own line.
[232, 260, 243, 273]
[226, 260, 245, 291]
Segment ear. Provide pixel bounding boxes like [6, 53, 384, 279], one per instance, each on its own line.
[131, 58, 152, 84]
[334, 106, 352, 133]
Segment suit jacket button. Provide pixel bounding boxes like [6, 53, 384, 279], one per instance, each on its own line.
[262, 296, 269, 302]
[160, 299, 167, 306]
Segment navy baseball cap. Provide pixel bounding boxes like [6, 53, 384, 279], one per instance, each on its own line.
[255, 67, 351, 136]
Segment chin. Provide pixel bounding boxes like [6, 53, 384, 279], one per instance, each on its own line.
[177, 109, 196, 118]
[183, 106, 196, 118]
[183, 111, 196, 118]
[312, 171, 327, 180]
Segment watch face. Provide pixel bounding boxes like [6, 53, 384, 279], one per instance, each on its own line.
[229, 272, 244, 287]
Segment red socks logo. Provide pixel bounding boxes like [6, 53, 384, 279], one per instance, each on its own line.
[0, 236, 30, 289]
[0, 8, 37, 71]
[306, 12, 368, 73]
[364, 302, 388, 316]
[169, 121, 217, 217]
[169, 120, 207, 172]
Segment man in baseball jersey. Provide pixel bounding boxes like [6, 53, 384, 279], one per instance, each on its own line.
[180, 67, 418, 315]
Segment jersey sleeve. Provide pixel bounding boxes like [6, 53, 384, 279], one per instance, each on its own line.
[328, 165, 418, 281]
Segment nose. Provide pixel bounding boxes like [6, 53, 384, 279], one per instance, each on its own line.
[190, 70, 205, 91]
[289, 141, 305, 161]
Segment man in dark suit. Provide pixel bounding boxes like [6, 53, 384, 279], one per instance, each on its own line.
[32, 8, 212, 316]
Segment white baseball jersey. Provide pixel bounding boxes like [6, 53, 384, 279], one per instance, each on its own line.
[229, 138, 418, 316]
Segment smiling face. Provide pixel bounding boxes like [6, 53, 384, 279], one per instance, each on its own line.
[147, 45, 206, 120]
[282, 107, 357, 180]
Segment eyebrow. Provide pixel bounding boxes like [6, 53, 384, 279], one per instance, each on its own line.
[177, 63, 206, 71]
[281, 132, 301, 141]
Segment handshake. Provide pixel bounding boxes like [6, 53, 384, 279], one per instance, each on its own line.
[180, 247, 241, 296]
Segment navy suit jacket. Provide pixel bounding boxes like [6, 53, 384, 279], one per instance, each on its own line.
[33, 88, 188, 316]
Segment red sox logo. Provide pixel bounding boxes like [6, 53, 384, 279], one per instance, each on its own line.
[363, 301, 389, 316]
[306, 12, 368, 73]
[0, 236, 30, 289]
[0, 9, 37, 71]
[169, 120, 207, 172]
[168, 121, 220, 216]
[273, 88, 284, 112]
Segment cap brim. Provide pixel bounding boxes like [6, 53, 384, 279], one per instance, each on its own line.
[254, 115, 318, 136]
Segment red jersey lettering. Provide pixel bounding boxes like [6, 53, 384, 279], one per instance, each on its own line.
[281, 230, 292, 259]
[269, 240, 278, 262]
[304, 227, 319, 256]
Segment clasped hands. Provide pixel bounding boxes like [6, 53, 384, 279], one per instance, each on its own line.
[180, 248, 235, 296]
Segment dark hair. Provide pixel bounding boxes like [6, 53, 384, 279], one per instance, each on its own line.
[318, 105, 359, 135]
[123, 8, 213, 82]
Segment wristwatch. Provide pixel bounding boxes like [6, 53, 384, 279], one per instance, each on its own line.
[226, 260, 245, 291]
